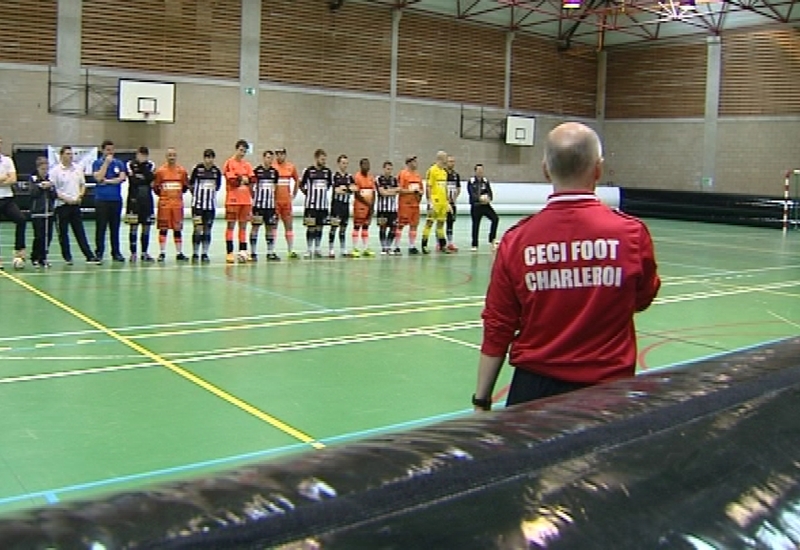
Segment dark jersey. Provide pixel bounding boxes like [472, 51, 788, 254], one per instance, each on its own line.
[127, 160, 155, 200]
[189, 163, 222, 210]
[446, 169, 461, 204]
[468, 176, 493, 204]
[300, 165, 333, 210]
[331, 172, 354, 206]
[375, 174, 398, 213]
[253, 164, 279, 209]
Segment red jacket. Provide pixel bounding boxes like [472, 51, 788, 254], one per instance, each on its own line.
[481, 191, 661, 384]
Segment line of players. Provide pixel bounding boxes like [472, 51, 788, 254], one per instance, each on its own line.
[124, 140, 500, 263]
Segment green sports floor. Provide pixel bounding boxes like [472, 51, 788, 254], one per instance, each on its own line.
[0, 217, 798, 516]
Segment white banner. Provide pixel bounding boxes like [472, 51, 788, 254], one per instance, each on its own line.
[47, 146, 98, 175]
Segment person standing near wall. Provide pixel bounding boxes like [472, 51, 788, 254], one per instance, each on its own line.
[445, 155, 461, 251]
[51, 146, 101, 266]
[328, 154, 356, 258]
[189, 149, 222, 263]
[92, 139, 127, 262]
[28, 156, 56, 268]
[0, 136, 28, 269]
[467, 163, 499, 251]
[222, 140, 254, 264]
[397, 155, 423, 255]
[421, 151, 450, 255]
[273, 147, 301, 259]
[153, 147, 189, 262]
[252, 150, 280, 261]
[126, 146, 156, 262]
[472, 122, 661, 411]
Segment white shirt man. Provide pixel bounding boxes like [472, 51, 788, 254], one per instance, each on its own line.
[0, 137, 28, 266]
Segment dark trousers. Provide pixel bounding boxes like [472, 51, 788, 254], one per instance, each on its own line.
[56, 204, 94, 261]
[470, 204, 499, 247]
[95, 199, 122, 258]
[31, 215, 55, 262]
[446, 203, 457, 238]
[506, 368, 590, 407]
[0, 197, 27, 255]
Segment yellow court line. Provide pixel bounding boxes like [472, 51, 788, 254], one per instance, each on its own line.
[0, 271, 324, 450]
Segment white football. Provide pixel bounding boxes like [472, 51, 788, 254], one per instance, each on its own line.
[12, 257, 25, 270]
[237, 251, 250, 263]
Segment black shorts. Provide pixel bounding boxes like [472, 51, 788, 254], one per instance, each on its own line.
[192, 208, 215, 228]
[303, 208, 329, 227]
[252, 207, 277, 226]
[376, 211, 398, 228]
[329, 201, 350, 227]
[126, 194, 154, 225]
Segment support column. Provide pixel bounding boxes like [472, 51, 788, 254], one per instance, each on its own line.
[389, 8, 402, 159]
[239, 0, 261, 156]
[55, 0, 83, 143]
[504, 31, 515, 111]
[702, 36, 721, 191]
[595, 50, 607, 137]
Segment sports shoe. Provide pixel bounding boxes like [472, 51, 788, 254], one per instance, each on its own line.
[363, 249, 375, 257]
[288, 251, 299, 259]
[31, 260, 41, 269]
[393, 247, 401, 256]
[176, 253, 189, 262]
[87, 256, 102, 265]
[141, 254, 155, 263]
[350, 249, 361, 258]
[471, 246, 478, 252]
[380, 249, 388, 256]
[314, 251, 323, 259]
[266, 253, 281, 261]
[158, 253, 166, 263]
[446, 243, 458, 252]
[421, 247, 430, 255]
[250, 253, 258, 262]
[191, 254, 200, 264]
[64, 258, 74, 266]
[129, 254, 137, 263]
[112, 255, 126, 263]
[328, 250, 336, 258]
[41, 261, 52, 269]
[409, 247, 420, 255]
[201, 254, 211, 263]
[226, 253, 235, 264]
[303, 251, 313, 259]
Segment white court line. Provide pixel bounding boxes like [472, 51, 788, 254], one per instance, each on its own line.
[656, 236, 800, 257]
[420, 332, 481, 350]
[653, 280, 800, 305]
[0, 320, 484, 385]
[128, 301, 484, 340]
[661, 264, 800, 284]
[0, 355, 141, 361]
[0, 294, 485, 344]
[767, 311, 800, 331]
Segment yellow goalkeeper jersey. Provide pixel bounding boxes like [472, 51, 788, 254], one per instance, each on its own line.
[425, 164, 448, 203]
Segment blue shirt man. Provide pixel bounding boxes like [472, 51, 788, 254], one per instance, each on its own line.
[91, 139, 127, 261]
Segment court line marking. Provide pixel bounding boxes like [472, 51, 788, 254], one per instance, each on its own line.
[0, 322, 484, 385]
[0, 270, 324, 450]
[199, 271, 331, 311]
[767, 311, 800, 331]
[420, 332, 481, 349]
[704, 279, 800, 300]
[0, 294, 485, 344]
[0, 408, 473, 508]
[656, 236, 800, 257]
[2, 334, 796, 508]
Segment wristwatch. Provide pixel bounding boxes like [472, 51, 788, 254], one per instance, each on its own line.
[472, 394, 492, 411]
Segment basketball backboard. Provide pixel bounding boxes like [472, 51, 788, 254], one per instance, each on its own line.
[118, 79, 175, 123]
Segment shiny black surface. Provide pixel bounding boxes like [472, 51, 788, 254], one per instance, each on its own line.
[619, 187, 795, 228]
[0, 338, 798, 549]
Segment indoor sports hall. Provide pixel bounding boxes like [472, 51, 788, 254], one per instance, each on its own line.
[1, 0, 800, 547]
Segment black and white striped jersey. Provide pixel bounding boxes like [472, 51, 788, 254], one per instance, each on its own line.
[300, 165, 333, 210]
[253, 164, 279, 209]
[446, 169, 461, 204]
[375, 175, 398, 213]
[189, 163, 222, 210]
[331, 172, 354, 205]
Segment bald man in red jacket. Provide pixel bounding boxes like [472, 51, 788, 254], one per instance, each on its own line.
[472, 122, 661, 411]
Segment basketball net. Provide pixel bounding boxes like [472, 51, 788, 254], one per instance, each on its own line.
[143, 112, 156, 126]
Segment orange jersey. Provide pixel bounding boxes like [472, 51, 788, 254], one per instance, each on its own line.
[223, 157, 254, 206]
[353, 172, 375, 207]
[153, 163, 188, 209]
[398, 168, 423, 210]
[272, 161, 300, 204]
